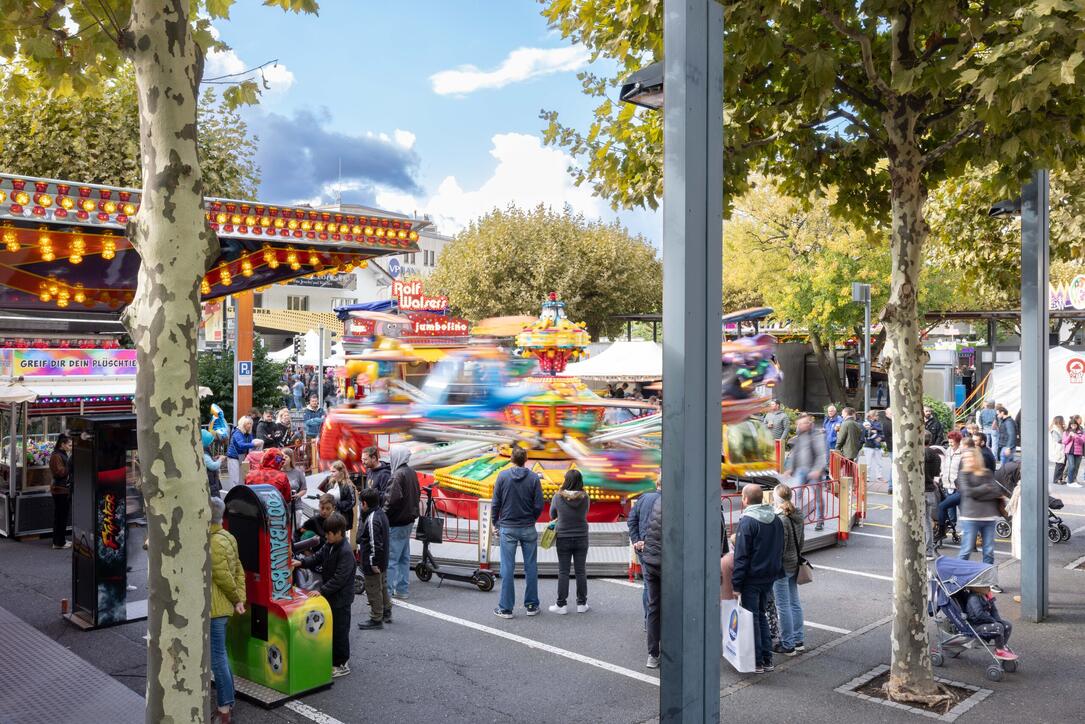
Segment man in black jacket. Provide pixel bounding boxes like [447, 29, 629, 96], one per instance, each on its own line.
[731, 483, 784, 673]
[639, 495, 663, 669]
[996, 407, 1018, 465]
[923, 432, 942, 560]
[363, 446, 393, 504]
[292, 512, 355, 677]
[357, 488, 391, 629]
[628, 482, 661, 623]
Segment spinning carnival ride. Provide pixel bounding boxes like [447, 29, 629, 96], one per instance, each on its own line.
[317, 296, 782, 522]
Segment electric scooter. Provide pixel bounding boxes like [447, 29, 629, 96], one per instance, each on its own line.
[414, 483, 495, 592]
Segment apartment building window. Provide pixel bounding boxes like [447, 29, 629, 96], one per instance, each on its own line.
[286, 295, 309, 311]
[330, 297, 354, 309]
[253, 293, 263, 308]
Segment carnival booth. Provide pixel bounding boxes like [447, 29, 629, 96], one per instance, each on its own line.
[64, 414, 145, 629]
[0, 345, 136, 538]
[224, 484, 332, 703]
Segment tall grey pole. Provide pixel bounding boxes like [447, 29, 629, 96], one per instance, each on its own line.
[317, 326, 325, 408]
[1020, 169, 1049, 621]
[863, 293, 872, 413]
[660, 0, 723, 721]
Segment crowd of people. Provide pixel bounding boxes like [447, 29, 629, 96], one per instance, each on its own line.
[279, 365, 338, 411]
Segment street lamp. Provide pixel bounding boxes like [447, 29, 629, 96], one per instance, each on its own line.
[618, 62, 664, 110]
[618, 4, 723, 721]
[851, 282, 871, 413]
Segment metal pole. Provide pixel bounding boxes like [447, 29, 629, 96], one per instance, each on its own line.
[864, 292, 872, 413]
[1020, 169, 1049, 621]
[317, 326, 325, 408]
[660, 0, 723, 721]
[8, 403, 17, 497]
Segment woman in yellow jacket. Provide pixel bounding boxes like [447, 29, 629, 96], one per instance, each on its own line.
[210, 497, 246, 724]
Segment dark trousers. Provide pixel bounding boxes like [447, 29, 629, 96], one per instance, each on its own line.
[331, 604, 351, 666]
[937, 491, 961, 529]
[739, 583, 774, 666]
[643, 566, 661, 658]
[555, 535, 588, 606]
[1053, 461, 1066, 485]
[363, 571, 390, 621]
[975, 620, 1012, 648]
[52, 493, 69, 546]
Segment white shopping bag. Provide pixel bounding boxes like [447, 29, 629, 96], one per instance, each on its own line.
[721, 598, 756, 673]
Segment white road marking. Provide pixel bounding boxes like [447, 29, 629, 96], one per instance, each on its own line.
[599, 579, 852, 633]
[1065, 553, 1085, 571]
[285, 701, 348, 724]
[393, 600, 661, 686]
[849, 530, 1012, 557]
[812, 564, 893, 582]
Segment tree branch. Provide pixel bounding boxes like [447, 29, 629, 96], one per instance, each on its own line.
[823, 9, 892, 98]
[834, 77, 888, 112]
[922, 120, 984, 169]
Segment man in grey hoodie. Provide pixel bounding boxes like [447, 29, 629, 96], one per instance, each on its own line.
[732, 483, 785, 673]
[492, 446, 544, 619]
[784, 414, 827, 529]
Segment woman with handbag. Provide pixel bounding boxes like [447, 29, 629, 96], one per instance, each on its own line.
[48, 435, 74, 549]
[548, 470, 591, 615]
[772, 483, 806, 656]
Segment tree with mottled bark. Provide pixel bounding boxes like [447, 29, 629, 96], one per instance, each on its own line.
[541, 0, 1085, 704]
[0, 1, 317, 721]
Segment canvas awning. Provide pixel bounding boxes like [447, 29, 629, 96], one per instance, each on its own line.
[984, 346, 1085, 423]
[561, 340, 662, 381]
[0, 382, 37, 404]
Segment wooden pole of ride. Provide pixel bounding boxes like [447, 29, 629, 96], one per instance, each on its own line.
[235, 290, 254, 417]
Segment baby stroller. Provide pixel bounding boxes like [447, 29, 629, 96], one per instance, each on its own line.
[929, 557, 1018, 682]
[994, 495, 1070, 543]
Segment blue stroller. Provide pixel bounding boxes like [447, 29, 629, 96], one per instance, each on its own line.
[929, 557, 1018, 682]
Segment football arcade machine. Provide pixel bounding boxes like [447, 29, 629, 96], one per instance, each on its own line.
[224, 484, 332, 702]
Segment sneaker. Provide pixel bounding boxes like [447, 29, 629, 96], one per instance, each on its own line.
[391, 591, 410, 600]
[493, 607, 513, 619]
[995, 648, 1018, 661]
[926, 554, 935, 561]
[357, 619, 383, 630]
[773, 643, 796, 656]
[331, 663, 351, 678]
[548, 604, 568, 615]
[814, 523, 824, 532]
[52, 541, 72, 550]
[646, 655, 660, 669]
[1068, 483, 1083, 488]
[577, 604, 590, 614]
[754, 665, 765, 674]
[793, 643, 805, 652]
[525, 605, 540, 616]
[761, 662, 775, 672]
[990, 584, 1004, 594]
[383, 613, 392, 624]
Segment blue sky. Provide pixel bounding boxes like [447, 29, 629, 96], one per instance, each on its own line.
[210, 1, 661, 244]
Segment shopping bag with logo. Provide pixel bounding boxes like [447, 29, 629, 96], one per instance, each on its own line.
[539, 522, 557, 550]
[721, 598, 756, 673]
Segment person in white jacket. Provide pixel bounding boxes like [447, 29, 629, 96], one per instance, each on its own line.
[1050, 416, 1067, 485]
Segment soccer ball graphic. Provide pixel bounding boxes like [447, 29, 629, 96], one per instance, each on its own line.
[304, 610, 325, 635]
[267, 644, 284, 674]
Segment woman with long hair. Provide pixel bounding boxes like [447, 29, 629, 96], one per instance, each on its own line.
[957, 447, 1003, 564]
[548, 469, 591, 615]
[225, 416, 257, 492]
[1051, 415, 1067, 485]
[772, 483, 806, 655]
[48, 434, 74, 549]
[320, 459, 357, 534]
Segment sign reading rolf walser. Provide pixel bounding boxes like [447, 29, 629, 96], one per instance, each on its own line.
[392, 279, 449, 312]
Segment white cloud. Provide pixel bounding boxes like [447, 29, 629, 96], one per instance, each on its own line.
[393, 129, 416, 150]
[375, 132, 602, 234]
[430, 46, 590, 96]
[203, 41, 294, 94]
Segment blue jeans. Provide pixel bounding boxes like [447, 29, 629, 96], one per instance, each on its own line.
[210, 617, 234, 709]
[498, 526, 539, 612]
[1000, 447, 1015, 465]
[293, 395, 304, 410]
[937, 491, 960, 528]
[958, 520, 996, 564]
[739, 583, 774, 666]
[387, 524, 413, 596]
[1067, 454, 1082, 484]
[772, 573, 804, 648]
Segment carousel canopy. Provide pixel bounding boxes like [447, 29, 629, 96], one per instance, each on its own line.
[0, 173, 426, 315]
[561, 340, 662, 381]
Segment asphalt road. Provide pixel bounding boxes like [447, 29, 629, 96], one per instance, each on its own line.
[4, 483, 1085, 724]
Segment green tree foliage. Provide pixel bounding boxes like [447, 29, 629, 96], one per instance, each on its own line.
[428, 205, 661, 340]
[198, 338, 286, 423]
[0, 80, 259, 198]
[542, 0, 1085, 703]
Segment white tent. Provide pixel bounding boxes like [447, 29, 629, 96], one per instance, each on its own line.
[983, 346, 1085, 422]
[268, 330, 344, 367]
[561, 339, 662, 381]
